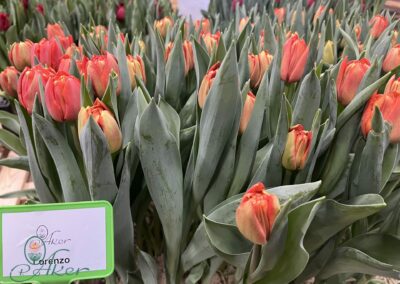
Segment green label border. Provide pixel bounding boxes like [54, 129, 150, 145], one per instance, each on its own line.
[0, 201, 114, 283]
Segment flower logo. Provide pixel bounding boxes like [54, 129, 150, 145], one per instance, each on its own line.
[24, 236, 46, 265]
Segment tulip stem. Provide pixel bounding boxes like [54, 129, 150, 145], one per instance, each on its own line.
[283, 170, 294, 185]
[249, 244, 262, 277]
[284, 82, 296, 104]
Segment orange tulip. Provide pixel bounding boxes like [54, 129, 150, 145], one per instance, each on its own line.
[313, 5, 325, 24]
[127, 54, 146, 89]
[198, 62, 220, 109]
[0, 66, 18, 97]
[195, 18, 211, 34]
[17, 66, 55, 114]
[281, 33, 309, 83]
[58, 55, 88, 77]
[201, 32, 220, 55]
[154, 17, 174, 38]
[236, 182, 280, 245]
[248, 51, 273, 88]
[46, 23, 66, 39]
[31, 37, 73, 70]
[239, 17, 249, 33]
[8, 40, 33, 71]
[383, 44, 400, 72]
[354, 24, 362, 41]
[274, 8, 286, 25]
[336, 57, 370, 106]
[239, 91, 256, 134]
[369, 15, 389, 39]
[282, 124, 312, 170]
[86, 52, 121, 97]
[45, 72, 81, 122]
[165, 40, 194, 75]
[361, 92, 400, 143]
[78, 99, 122, 153]
[384, 75, 400, 95]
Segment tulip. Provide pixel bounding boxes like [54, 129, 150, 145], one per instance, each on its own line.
[31, 37, 73, 70]
[383, 44, 400, 72]
[384, 75, 400, 95]
[195, 18, 211, 34]
[36, 4, 44, 15]
[361, 92, 400, 143]
[354, 24, 362, 41]
[22, 0, 29, 10]
[248, 51, 273, 88]
[165, 40, 194, 76]
[259, 30, 265, 50]
[201, 32, 220, 55]
[64, 44, 83, 58]
[307, 0, 315, 7]
[0, 67, 19, 97]
[78, 99, 122, 153]
[116, 3, 125, 22]
[235, 182, 280, 245]
[322, 40, 335, 65]
[45, 72, 81, 122]
[313, 5, 325, 24]
[154, 17, 174, 38]
[336, 57, 370, 106]
[369, 15, 389, 39]
[239, 17, 249, 33]
[127, 55, 146, 90]
[17, 66, 55, 114]
[198, 62, 220, 109]
[281, 33, 309, 83]
[0, 13, 10, 32]
[58, 55, 88, 77]
[274, 8, 286, 25]
[46, 23, 65, 39]
[86, 52, 121, 98]
[231, 0, 244, 11]
[8, 40, 33, 71]
[282, 124, 312, 170]
[392, 30, 398, 47]
[239, 91, 256, 134]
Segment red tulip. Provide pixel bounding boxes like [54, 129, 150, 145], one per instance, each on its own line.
[236, 182, 280, 245]
[17, 66, 55, 114]
[45, 72, 81, 122]
[46, 23, 65, 39]
[384, 75, 400, 95]
[86, 52, 121, 98]
[281, 33, 309, 83]
[116, 3, 125, 22]
[361, 92, 400, 143]
[0, 67, 19, 97]
[58, 55, 88, 77]
[78, 99, 122, 153]
[369, 15, 389, 39]
[336, 57, 371, 106]
[0, 13, 10, 32]
[231, 0, 244, 11]
[313, 5, 325, 24]
[36, 4, 44, 15]
[239, 91, 256, 134]
[383, 44, 400, 72]
[274, 8, 286, 25]
[198, 62, 220, 109]
[31, 37, 73, 70]
[8, 40, 33, 71]
[282, 124, 312, 170]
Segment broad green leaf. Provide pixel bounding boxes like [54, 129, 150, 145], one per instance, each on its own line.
[0, 110, 20, 134]
[0, 156, 29, 171]
[0, 128, 26, 156]
[137, 249, 158, 284]
[192, 38, 210, 90]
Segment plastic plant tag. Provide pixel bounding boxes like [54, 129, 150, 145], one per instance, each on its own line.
[0, 201, 114, 284]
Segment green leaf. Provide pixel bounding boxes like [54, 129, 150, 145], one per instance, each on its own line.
[193, 42, 241, 205]
[33, 114, 90, 202]
[116, 37, 132, 119]
[0, 189, 37, 199]
[148, 21, 166, 99]
[381, 144, 399, 191]
[139, 100, 183, 283]
[0, 156, 29, 171]
[79, 117, 119, 203]
[0, 128, 26, 156]
[192, 38, 210, 90]
[121, 92, 138, 147]
[137, 249, 158, 284]
[0, 110, 20, 134]
[304, 194, 386, 253]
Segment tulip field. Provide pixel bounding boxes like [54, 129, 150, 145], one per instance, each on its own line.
[1, 0, 400, 283]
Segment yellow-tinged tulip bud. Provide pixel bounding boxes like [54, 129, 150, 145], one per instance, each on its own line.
[322, 40, 335, 65]
[282, 124, 312, 170]
[248, 51, 273, 88]
[236, 182, 280, 245]
[127, 55, 146, 90]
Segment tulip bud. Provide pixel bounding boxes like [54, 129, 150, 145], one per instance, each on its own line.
[165, 40, 194, 76]
[46, 23, 65, 39]
[384, 75, 400, 95]
[0, 12, 10, 32]
[239, 17, 249, 33]
[36, 4, 44, 15]
[282, 124, 312, 170]
[354, 24, 362, 41]
[201, 32, 220, 55]
[361, 92, 400, 143]
[392, 30, 398, 47]
[239, 91, 256, 134]
[116, 3, 125, 22]
[45, 72, 81, 122]
[127, 55, 146, 90]
[281, 33, 309, 83]
[383, 44, 400, 72]
[336, 57, 370, 106]
[31, 37, 73, 70]
[17, 66, 55, 114]
[78, 99, 122, 153]
[195, 18, 211, 34]
[274, 8, 286, 25]
[138, 40, 146, 53]
[0, 67, 18, 97]
[198, 62, 220, 109]
[8, 40, 33, 71]
[231, 0, 244, 11]
[313, 5, 325, 25]
[58, 55, 88, 77]
[248, 51, 273, 88]
[322, 40, 335, 65]
[369, 15, 389, 39]
[154, 17, 174, 38]
[86, 52, 121, 97]
[235, 182, 280, 245]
